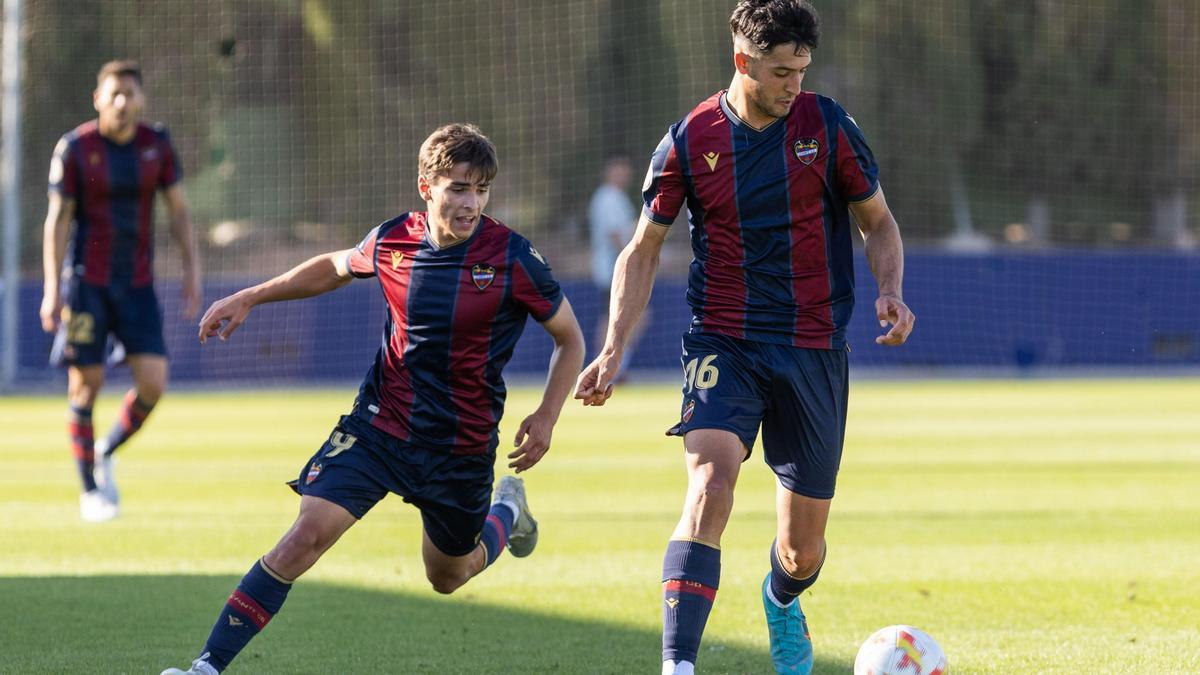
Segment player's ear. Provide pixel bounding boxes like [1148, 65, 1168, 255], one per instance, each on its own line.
[417, 174, 432, 202]
[734, 51, 751, 75]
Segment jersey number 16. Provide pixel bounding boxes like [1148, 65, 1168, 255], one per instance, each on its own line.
[683, 354, 719, 393]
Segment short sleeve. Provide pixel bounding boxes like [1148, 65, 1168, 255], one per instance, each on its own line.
[343, 226, 381, 278]
[512, 240, 563, 322]
[48, 136, 77, 198]
[641, 129, 686, 226]
[158, 129, 183, 188]
[834, 106, 880, 203]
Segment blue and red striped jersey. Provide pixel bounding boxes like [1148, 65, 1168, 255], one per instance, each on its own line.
[643, 91, 879, 349]
[344, 212, 563, 455]
[48, 120, 183, 289]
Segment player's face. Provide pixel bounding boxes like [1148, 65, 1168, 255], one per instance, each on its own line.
[419, 161, 491, 245]
[739, 43, 811, 121]
[94, 75, 145, 137]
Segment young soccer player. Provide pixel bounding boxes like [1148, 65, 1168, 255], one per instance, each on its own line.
[575, 2, 916, 673]
[40, 60, 201, 521]
[162, 123, 584, 675]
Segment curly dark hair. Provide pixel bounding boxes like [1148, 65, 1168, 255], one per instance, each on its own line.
[729, 0, 821, 55]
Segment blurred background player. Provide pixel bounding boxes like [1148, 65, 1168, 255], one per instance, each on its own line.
[587, 154, 647, 376]
[39, 59, 201, 522]
[162, 124, 584, 675]
[575, 1, 915, 673]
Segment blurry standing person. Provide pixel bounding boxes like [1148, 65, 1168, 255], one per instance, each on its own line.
[40, 59, 201, 522]
[588, 154, 646, 376]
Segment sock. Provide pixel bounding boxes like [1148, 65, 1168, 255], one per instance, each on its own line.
[68, 405, 96, 492]
[479, 501, 516, 567]
[768, 538, 824, 606]
[102, 389, 156, 456]
[200, 559, 293, 671]
[662, 539, 720, 665]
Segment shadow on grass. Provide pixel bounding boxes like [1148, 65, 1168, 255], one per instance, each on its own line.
[1, 575, 850, 674]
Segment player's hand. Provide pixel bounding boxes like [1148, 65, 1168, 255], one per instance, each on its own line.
[198, 291, 254, 344]
[181, 273, 202, 320]
[39, 292, 63, 333]
[874, 294, 915, 346]
[573, 353, 618, 406]
[509, 411, 553, 472]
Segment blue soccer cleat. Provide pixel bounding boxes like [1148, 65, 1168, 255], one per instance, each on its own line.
[762, 572, 813, 675]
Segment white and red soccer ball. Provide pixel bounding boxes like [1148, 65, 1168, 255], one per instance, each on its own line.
[854, 625, 948, 675]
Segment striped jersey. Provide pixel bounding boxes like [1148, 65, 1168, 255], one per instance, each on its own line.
[48, 120, 183, 288]
[642, 91, 879, 349]
[344, 212, 562, 455]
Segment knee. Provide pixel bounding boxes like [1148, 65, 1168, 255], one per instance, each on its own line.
[689, 471, 735, 506]
[776, 539, 825, 578]
[68, 384, 100, 408]
[276, 524, 336, 563]
[426, 568, 468, 595]
[136, 378, 166, 404]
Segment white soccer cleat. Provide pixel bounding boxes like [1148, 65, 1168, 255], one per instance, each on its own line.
[79, 489, 119, 522]
[92, 443, 119, 505]
[161, 655, 218, 675]
[493, 476, 538, 557]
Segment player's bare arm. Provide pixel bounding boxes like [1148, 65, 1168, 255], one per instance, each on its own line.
[39, 192, 76, 333]
[510, 297, 585, 472]
[164, 184, 202, 319]
[574, 214, 669, 406]
[851, 187, 915, 346]
[198, 249, 353, 344]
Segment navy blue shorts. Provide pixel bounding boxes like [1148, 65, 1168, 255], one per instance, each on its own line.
[293, 414, 494, 557]
[55, 279, 166, 366]
[667, 332, 849, 499]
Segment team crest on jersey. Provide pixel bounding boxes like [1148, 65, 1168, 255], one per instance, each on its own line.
[390, 250, 404, 270]
[681, 399, 696, 423]
[472, 264, 496, 290]
[793, 139, 819, 165]
[306, 463, 322, 484]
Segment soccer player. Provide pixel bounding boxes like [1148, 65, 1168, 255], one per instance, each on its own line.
[574, 2, 915, 674]
[161, 123, 585, 675]
[40, 60, 201, 522]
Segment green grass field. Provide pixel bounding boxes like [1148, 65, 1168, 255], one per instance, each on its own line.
[3, 379, 1200, 674]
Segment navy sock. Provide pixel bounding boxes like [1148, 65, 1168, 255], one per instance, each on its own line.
[662, 539, 721, 665]
[480, 502, 515, 567]
[200, 559, 293, 671]
[103, 389, 155, 455]
[68, 406, 96, 492]
[769, 539, 824, 605]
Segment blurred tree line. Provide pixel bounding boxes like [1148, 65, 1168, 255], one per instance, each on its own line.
[10, 0, 1198, 276]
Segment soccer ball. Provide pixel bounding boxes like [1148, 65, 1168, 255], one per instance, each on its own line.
[854, 625, 948, 675]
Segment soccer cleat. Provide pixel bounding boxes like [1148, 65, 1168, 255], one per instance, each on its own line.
[762, 572, 813, 675]
[92, 441, 119, 505]
[493, 476, 538, 557]
[79, 489, 119, 522]
[161, 654, 219, 675]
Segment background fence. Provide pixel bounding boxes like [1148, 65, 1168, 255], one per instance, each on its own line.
[3, 0, 1199, 386]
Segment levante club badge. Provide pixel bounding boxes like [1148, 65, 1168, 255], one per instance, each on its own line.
[793, 139, 819, 165]
[472, 264, 496, 290]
